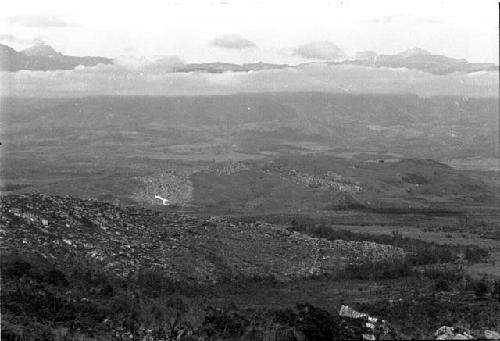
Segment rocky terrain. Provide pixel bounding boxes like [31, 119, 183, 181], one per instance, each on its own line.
[133, 170, 195, 206]
[0, 193, 404, 284]
[1, 193, 499, 341]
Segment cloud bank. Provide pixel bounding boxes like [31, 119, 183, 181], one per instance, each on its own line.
[8, 15, 78, 28]
[211, 34, 256, 49]
[361, 14, 441, 26]
[290, 41, 346, 60]
[112, 55, 185, 73]
[1, 61, 497, 98]
[355, 51, 378, 61]
[0, 34, 36, 45]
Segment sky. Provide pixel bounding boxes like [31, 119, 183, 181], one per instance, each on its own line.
[0, 0, 498, 64]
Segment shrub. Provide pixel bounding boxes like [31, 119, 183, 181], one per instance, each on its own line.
[474, 278, 491, 298]
[435, 279, 451, 291]
[492, 281, 500, 301]
[135, 268, 199, 297]
[2, 259, 31, 279]
[43, 269, 69, 287]
[337, 259, 412, 281]
[464, 247, 490, 263]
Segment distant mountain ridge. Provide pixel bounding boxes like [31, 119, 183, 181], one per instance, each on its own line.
[0, 42, 112, 71]
[344, 48, 497, 75]
[1, 43, 497, 74]
[21, 43, 61, 57]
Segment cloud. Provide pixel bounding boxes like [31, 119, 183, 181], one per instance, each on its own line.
[147, 56, 185, 72]
[362, 14, 441, 25]
[0, 34, 36, 45]
[290, 41, 346, 60]
[9, 15, 78, 28]
[1, 63, 497, 98]
[355, 51, 378, 61]
[211, 34, 256, 49]
[121, 47, 138, 54]
[111, 55, 185, 73]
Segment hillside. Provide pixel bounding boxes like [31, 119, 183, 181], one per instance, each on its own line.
[186, 156, 496, 214]
[1, 193, 499, 340]
[0, 194, 404, 284]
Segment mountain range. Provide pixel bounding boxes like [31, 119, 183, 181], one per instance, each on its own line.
[0, 43, 112, 71]
[345, 48, 498, 75]
[1, 43, 496, 74]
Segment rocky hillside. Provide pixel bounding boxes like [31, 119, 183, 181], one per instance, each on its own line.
[2, 194, 499, 340]
[0, 194, 404, 284]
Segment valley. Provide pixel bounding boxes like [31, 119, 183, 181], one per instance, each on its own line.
[1, 93, 499, 340]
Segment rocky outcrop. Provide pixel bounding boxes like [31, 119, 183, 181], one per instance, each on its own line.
[133, 170, 194, 206]
[484, 330, 500, 340]
[434, 326, 474, 340]
[339, 305, 395, 340]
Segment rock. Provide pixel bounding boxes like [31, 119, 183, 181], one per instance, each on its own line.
[339, 305, 377, 323]
[434, 326, 474, 340]
[484, 330, 500, 340]
[339, 305, 396, 340]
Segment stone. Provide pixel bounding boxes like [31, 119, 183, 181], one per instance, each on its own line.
[434, 326, 474, 340]
[484, 330, 500, 340]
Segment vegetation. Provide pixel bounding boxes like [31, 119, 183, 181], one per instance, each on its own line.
[287, 220, 490, 265]
[1, 252, 204, 340]
[356, 277, 500, 339]
[0, 253, 383, 340]
[3, 250, 499, 341]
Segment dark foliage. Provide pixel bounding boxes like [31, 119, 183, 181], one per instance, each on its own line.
[356, 292, 500, 339]
[275, 304, 368, 341]
[286, 221, 489, 266]
[473, 277, 492, 299]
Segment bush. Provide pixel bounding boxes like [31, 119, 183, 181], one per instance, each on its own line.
[135, 268, 199, 297]
[1, 252, 208, 340]
[2, 259, 31, 279]
[474, 278, 491, 298]
[492, 281, 500, 301]
[464, 247, 490, 263]
[337, 259, 412, 281]
[43, 269, 69, 286]
[435, 278, 452, 291]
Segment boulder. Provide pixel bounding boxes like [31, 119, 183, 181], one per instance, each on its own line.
[434, 326, 474, 340]
[484, 330, 500, 340]
[338, 305, 395, 340]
